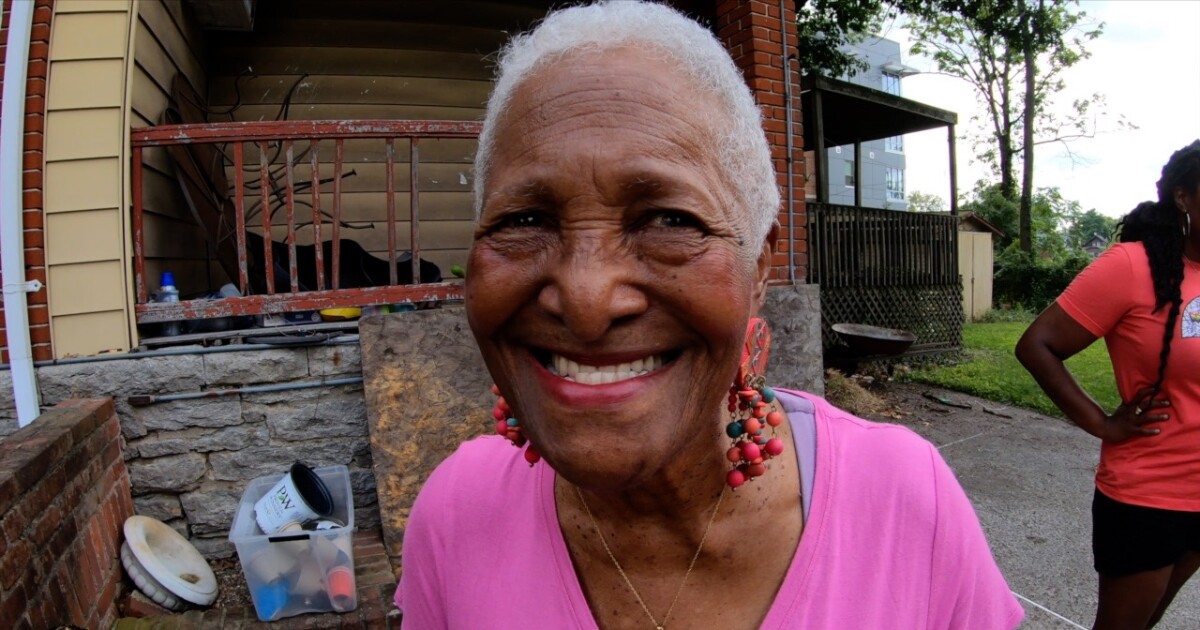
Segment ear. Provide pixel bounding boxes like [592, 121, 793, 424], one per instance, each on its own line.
[751, 222, 780, 312]
[1176, 187, 1189, 212]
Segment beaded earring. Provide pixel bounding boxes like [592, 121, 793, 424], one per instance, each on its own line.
[490, 384, 541, 466]
[724, 318, 786, 489]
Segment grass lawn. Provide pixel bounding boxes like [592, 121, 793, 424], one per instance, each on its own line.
[905, 321, 1121, 418]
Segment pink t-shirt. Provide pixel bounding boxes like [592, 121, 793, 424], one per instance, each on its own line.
[1058, 242, 1200, 510]
[396, 391, 1023, 628]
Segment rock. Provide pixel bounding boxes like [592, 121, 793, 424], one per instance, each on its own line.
[247, 385, 368, 441]
[203, 348, 308, 386]
[180, 483, 245, 536]
[189, 535, 235, 560]
[130, 433, 192, 459]
[359, 308, 495, 559]
[38, 354, 204, 402]
[114, 399, 148, 439]
[128, 453, 206, 494]
[208, 441, 367, 481]
[133, 494, 183, 522]
[308, 344, 362, 376]
[762, 285, 825, 396]
[129, 397, 242, 432]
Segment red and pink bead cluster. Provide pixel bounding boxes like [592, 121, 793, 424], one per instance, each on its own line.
[491, 384, 542, 466]
[724, 383, 785, 489]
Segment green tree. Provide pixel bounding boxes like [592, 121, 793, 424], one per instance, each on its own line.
[960, 181, 1081, 258]
[906, 190, 947, 213]
[906, 1, 1109, 254]
[1062, 208, 1116, 249]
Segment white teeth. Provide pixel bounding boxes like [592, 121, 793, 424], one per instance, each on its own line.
[548, 353, 666, 384]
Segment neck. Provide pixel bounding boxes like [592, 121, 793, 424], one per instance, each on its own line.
[559, 400, 797, 527]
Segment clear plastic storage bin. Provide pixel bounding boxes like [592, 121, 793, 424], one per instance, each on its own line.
[229, 465, 357, 621]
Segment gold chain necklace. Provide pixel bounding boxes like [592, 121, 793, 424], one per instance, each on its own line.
[574, 485, 726, 630]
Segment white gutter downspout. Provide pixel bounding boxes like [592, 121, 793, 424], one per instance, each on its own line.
[1, 0, 43, 427]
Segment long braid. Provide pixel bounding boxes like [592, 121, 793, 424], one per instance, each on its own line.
[1116, 140, 1200, 400]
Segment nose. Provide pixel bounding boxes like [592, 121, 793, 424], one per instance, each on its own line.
[538, 236, 648, 343]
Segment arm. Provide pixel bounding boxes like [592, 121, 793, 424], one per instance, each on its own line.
[1015, 303, 1167, 441]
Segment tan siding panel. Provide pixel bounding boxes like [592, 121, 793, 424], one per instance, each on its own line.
[210, 47, 492, 81]
[45, 158, 121, 213]
[55, 0, 131, 13]
[139, 167, 194, 222]
[46, 209, 124, 265]
[223, 19, 508, 55]
[45, 109, 123, 161]
[142, 213, 209, 260]
[137, 0, 205, 95]
[228, 103, 484, 122]
[49, 13, 129, 61]
[248, 191, 475, 224]
[131, 67, 171, 127]
[209, 75, 491, 109]
[159, 0, 207, 65]
[133, 24, 178, 97]
[48, 261, 128, 316]
[237, 161, 473, 195]
[52, 311, 130, 357]
[266, 219, 473, 251]
[47, 59, 126, 110]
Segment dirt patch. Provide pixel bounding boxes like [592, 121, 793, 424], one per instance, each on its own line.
[211, 557, 254, 610]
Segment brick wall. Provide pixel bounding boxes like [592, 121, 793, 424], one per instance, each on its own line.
[715, 0, 807, 284]
[0, 398, 133, 629]
[0, 0, 54, 363]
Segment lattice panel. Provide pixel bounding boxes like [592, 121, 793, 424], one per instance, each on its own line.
[820, 284, 964, 353]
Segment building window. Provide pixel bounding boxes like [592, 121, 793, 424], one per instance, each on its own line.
[885, 135, 904, 153]
[882, 72, 901, 96]
[886, 167, 905, 201]
[844, 161, 855, 187]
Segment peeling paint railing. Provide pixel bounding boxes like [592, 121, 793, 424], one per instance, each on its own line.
[130, 120, 481, 324]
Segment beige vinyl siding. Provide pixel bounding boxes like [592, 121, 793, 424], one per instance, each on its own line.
[206, 1, 544, 276]
[43, 1, 135, 357]
[132, 0, 214, 298]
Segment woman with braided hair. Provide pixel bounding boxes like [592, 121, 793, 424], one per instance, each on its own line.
[1018, 139, 1200, 629]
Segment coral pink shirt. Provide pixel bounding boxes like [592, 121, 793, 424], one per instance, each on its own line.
[1058, 242, 1200, 510]
[396, 391, 1022, 628]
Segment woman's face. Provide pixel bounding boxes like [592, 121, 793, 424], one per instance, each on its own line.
[466, 48, 775, 487]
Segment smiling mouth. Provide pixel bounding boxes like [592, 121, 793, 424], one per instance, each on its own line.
[539, 351, 677, 385]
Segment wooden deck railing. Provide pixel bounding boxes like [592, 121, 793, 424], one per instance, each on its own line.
[809, 202, 963, 352]
[130, 120, 481, 325]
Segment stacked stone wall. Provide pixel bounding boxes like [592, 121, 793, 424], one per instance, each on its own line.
[29, 342, 376, 558]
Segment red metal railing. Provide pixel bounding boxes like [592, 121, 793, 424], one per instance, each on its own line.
[130, 120, 481, 325]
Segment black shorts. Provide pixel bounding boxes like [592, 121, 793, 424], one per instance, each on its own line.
[1092, 488, 1200, 576]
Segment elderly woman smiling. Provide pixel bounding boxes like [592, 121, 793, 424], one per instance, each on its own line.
[396, 2, 1022, 628]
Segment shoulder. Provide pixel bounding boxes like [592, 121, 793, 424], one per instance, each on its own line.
[804, 393, 939, 471]
[779, 389, 942, 502]
[411, 435, 540, 522]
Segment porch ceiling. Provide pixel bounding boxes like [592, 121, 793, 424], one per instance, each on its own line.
[801, 75, 958, 147]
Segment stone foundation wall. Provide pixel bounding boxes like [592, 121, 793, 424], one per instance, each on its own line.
[8, 342, 377, 559]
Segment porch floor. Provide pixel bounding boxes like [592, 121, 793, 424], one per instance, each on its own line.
[113, 529, 401, 629]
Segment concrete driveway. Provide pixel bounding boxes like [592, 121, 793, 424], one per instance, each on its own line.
[883, 384, 1200, 630]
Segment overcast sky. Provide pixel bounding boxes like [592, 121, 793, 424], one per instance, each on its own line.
[888, 0, 1200, 218]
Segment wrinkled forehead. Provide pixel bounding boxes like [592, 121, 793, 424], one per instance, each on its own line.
[493, 46, 727, 155]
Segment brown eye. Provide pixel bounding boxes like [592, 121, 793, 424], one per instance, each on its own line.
[499, 212, 548, 230]
[652, 211, 703, 230]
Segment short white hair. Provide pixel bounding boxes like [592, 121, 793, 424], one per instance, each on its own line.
[474, 0, 780, 252]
